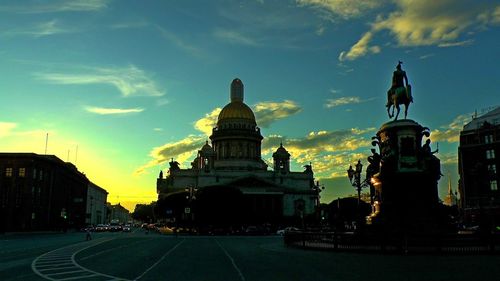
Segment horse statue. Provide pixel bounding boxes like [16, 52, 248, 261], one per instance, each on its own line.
[386, 85, 412, 120]
[386, 61, 413, 120]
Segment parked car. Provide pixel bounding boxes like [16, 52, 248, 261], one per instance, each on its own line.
[276, 227, 300, 235]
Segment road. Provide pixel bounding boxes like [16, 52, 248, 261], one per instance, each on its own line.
[2, 229, 500, 281]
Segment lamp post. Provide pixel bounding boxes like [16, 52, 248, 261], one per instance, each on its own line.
[185, 185, 198, 230]
[347, 160, 369, 206]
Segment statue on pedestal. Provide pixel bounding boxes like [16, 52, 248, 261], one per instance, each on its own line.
[387, 61, 413, 120]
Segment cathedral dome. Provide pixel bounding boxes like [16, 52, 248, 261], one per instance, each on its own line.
[217, 78, 257, 126]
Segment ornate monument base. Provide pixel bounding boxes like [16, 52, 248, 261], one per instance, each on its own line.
[366, 119, 445, 233]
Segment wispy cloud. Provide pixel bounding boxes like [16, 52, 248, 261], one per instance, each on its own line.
[155, 25, 204, 58]
[438, 39, 474, 48]
[153, 128, 163, 132]
[0, 0, 109, 13]
[193, 100, 302, 136]
[325, 96, 375, 108]
[213, 29, 260, 46]
[35, 65, 164, 97]
[84, 106, 144, 115]
[338, 0, 500, 61]
[296, 0, 383, 20]
[338, 31, 380, 61]
[262, 128, 376, 177]
[254, 100, 302, 127]
[431, 113, 471, 143]
[2, 19, 73, 38]
[0, 122, 17, 138]
[194, 108, 222, 136]
[419, 53, 435, 60]
[134, 135, 206, 175]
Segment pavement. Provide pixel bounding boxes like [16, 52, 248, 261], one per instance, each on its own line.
[2, 229, 500, 281]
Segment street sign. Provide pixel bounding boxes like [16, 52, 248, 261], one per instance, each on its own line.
[184, 207, 191, 214]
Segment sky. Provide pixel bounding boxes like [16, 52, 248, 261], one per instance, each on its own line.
[1, 0, 499, 211]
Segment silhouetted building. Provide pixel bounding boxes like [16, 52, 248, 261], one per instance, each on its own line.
[458, 107, 500, 225]
[443, 177, 458, 207]
[108, 203, 130, 224]
[157, 79, 321, 225]
[0, 153, 105, 231]
[86, 182, 108, 226]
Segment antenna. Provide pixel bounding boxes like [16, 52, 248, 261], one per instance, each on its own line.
[44, 133, 48, 154]
[75, 145, 79, 164]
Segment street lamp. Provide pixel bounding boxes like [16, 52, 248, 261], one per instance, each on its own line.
[347, 160, 369, 205]
[185, 185, 198, 230]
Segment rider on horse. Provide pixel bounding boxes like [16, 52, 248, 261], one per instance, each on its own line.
[387, 61, 412, 107]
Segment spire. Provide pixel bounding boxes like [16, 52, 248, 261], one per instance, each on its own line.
[230, 78, 244, 102]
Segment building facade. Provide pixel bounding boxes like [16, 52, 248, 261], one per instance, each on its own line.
[108, 203, 131, 224]
[458, 107, 500, 225]
[0, 153, 106, 232]
[86, 182, 108, 226]
[157, 79, 321, 224]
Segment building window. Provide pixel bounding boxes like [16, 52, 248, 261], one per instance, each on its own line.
[19, 168, 26, 177]
[485, 135, 493, 144]
[489, 164, 497, 175]
[490, 180, 498, 191]
[486, 149, 496, 159]
[33, 168, 37, 179]
[5, 168, 13, 177]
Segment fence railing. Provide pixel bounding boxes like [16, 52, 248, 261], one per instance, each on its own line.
[284, 231, 500, 254]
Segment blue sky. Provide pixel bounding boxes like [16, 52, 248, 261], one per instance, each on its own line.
[1, 0, 499, 210]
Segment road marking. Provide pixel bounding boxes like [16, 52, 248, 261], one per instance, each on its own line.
[214, 238, 246, 281]
[31, 237, 129, 281]
[79, 237, 154, 261]
[133, 239, 185, 281]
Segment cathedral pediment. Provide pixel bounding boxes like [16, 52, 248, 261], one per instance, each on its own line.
[227, 176, 279, 188]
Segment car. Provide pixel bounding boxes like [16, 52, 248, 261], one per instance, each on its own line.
[276, 227, 300, 235]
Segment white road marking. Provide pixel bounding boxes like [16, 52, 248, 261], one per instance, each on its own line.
[133, 239, 185, 281]
[214, 238, 246, 281]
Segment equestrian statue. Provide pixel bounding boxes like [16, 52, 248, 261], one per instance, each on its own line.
[386, 61, 413, 120]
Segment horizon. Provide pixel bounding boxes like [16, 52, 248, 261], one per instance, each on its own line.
[1, 0, 499, 212]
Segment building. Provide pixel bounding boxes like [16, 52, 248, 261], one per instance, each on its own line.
[0, 153, 99, 231]
[458, 107, 500, 225]
[443, 177, 458, 207]
[108, 203, 130, 224]
[86, 182, 108, 226]
[157, 79, 321, 225]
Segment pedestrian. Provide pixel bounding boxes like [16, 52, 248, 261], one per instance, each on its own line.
[85, 229, 92, 241]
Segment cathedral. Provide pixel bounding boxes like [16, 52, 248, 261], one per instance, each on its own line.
[156, 79, 321, 224]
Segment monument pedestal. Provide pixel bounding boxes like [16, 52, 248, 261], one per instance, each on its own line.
[366, 120, 444, 234]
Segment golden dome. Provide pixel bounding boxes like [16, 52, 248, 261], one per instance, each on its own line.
[217, 101, 256, 125]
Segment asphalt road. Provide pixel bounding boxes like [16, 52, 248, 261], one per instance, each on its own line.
[2, 230, 500, 281]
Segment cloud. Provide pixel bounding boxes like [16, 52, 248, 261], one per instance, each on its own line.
[325, 96, 355, 108]
[296, 0, 383, 19]
[431, 113, 471, 143]
[213, 29, 260, 46]
[338, 31, 380, 61]
[194, 108, 222, 136]
[338, 0, 500, 60]
[155, 25, 204, 58]
[2, 20, 73, 37]
[262, 128, 376, 177]
[194, 100, 301, 135]
[35, 65, 164, 97]
[438, 39, 474, 48]
[254, 100, 302, 127]
[0, 122, 17, 138]
[134, 135, 206, 175]
[84, 106, 144, 115]
[0, 0, 109, 13]
[153, 128, 163, 132]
